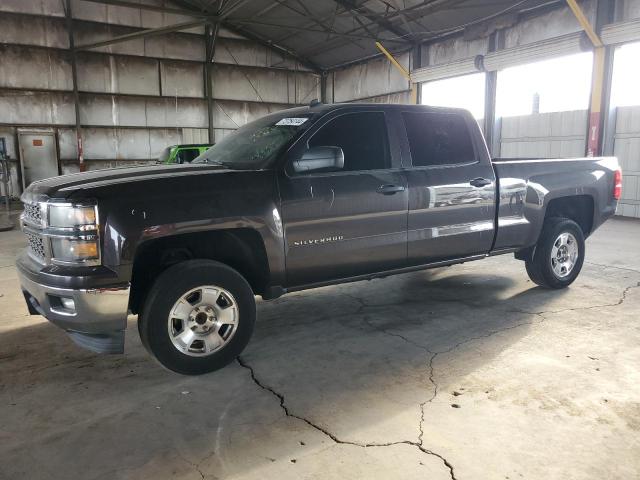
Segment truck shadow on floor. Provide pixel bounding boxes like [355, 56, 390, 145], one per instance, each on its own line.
[0, 267, 573, 479]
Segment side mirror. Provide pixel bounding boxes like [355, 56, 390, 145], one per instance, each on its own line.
[293, 146, 344, 174]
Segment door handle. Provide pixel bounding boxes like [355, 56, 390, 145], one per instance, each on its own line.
[470, 177, 492, 188]
[377, 184, 406, 195]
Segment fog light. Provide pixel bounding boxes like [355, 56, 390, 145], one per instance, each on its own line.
[60, 297, 76, 311]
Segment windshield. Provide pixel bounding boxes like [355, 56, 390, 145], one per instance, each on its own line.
[193, 111, 312, 169]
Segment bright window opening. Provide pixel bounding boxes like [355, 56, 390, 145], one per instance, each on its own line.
[421, 73, 486, 120]
[496, 52, 593, 118]
[610, 42, 640, 108]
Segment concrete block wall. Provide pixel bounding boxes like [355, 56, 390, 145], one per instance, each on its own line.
[0, 0, 320, 194]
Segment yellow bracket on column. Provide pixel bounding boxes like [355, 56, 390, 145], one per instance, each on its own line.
[375, 41, 417, 104]
[566, 0, 605, 156]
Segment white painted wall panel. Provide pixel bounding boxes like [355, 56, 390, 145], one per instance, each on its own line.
[76, 54, 160, 95]
[428, 35, 488, 66]
[58, 128, 78, 159]
[211, 100, 293, 130]
[70, 0, 196, 29]
[145, 33, 205, 62]
[0, 91, 75, 125]
[352, 92, 412, 104]
[503, 1, 595, 48]
[0, 14, 68, 49]
[160, 61, 204, 98]
[148, 129, 183, 158]
[0, 46, 72, 91]
[212, 38, 306, 71]
[79, 95, 207, 128]
[0, 0, 64, 16]
[211, 65, 317, 104]
[621, 0, 640, 21]
[182, 128, 209, 144]
[500, 110, 588, 158]
[74, 23, 146, 57]
[332, 53, 410, 102]
[613, 106, 640, 218]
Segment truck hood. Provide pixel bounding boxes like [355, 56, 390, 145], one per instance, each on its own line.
[22, 163, 231, 201]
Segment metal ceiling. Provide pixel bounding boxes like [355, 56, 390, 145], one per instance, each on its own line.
[84, 0, 560, 72]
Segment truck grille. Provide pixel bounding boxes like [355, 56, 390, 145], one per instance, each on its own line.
[25, 231, 46, 260]
[23, 203, 43, 225]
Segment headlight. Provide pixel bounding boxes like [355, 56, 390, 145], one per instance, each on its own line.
[50, 237, 100, 263]
[49, 204, 97, 229]
[46, 203, 100, 265]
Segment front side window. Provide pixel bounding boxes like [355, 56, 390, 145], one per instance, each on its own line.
[402, 112, 475, 167]
[307, 112, 390, 172]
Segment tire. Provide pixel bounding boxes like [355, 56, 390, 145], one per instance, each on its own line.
[139, 260, 256, 375]
[525, 217, 585, 289]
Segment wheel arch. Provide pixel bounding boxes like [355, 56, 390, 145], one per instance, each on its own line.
[128, 228, 270, 315]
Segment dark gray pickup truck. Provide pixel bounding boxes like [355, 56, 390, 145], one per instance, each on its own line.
[17, 103, 622, 374]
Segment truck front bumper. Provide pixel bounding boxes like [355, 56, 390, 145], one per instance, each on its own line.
[17, 254, 130, 354]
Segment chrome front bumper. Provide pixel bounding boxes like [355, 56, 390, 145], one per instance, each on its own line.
[18, 265, 130, 354]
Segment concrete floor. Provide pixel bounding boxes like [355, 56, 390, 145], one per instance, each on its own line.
[1, 218, 639, 480]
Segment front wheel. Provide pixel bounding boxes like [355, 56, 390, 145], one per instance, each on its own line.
[139, 260, 256, 375]
[525, 217, 585, 289]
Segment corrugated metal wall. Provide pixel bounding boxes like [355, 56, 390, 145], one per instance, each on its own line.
[613, 106, 640, 218]
[0, 0, 320, 195]
[499, 110, 589, 158]
[328, 53, 412, 104]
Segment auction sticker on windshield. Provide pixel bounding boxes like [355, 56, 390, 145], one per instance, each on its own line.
[275, 117, 308, 126]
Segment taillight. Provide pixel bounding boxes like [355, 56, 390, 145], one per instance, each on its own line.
[613, 169, 622, 200]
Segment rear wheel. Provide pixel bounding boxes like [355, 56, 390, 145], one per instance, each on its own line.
[525, 217, 585, 289]
[139, 260, 255, 375]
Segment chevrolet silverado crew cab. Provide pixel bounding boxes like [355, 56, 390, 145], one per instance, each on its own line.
[17, 103, 622, 375]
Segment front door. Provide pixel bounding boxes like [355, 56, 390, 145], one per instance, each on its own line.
[279, 110, 408, 287]
[18, 130, 58, 189]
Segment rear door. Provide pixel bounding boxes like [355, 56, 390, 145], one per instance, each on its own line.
[399, 110, 496, 265]
[279, 109, 408, 287]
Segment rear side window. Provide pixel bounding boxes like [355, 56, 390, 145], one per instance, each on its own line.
[308, 112, 390, 172]
[402, 112, 476, 167]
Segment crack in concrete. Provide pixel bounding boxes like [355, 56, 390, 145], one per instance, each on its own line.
[176, 449, 217, 480]
[340, 279, 640, 477]
[585, 261, 640, 275]
[244, 276, 639, 480]
[177, 453, 206, 480]
[237, 356, 458, 480]
[514, 282, 640, 316]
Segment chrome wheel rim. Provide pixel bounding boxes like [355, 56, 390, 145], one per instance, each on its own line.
[167, 285, 239, 357]
[550, 232, 579, 278]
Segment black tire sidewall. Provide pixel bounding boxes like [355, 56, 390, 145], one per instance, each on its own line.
[534, 218, 585, 288]
[140, 260, 256, 375]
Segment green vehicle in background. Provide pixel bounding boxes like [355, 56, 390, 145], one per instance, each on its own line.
[158, 144, 212, 164]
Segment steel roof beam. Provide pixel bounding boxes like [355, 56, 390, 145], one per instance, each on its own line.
[75, 19, 213, 50]
[221, 22, 325, 73]
[333, 0, 413, 42]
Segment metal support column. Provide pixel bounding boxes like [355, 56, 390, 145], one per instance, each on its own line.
[412, 43, 423, 105]
[64, 0, 84, 172]
[204, 23, 219, 144]
[484, 31, 501, 156]
[320, 73, 328, 103]
[566, 0, 613, 157]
